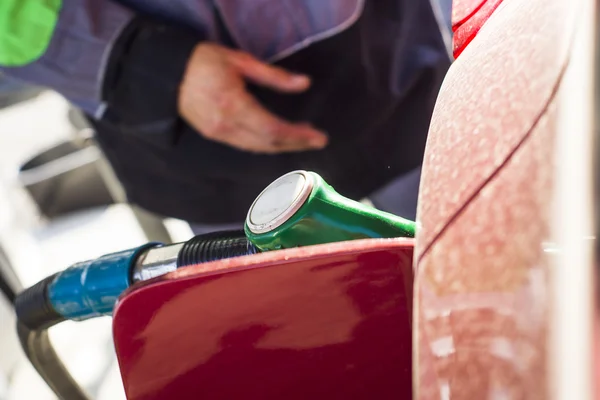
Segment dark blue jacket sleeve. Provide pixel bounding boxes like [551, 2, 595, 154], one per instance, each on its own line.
[0, 0, 134, 116]
[0, 0, 201, 124]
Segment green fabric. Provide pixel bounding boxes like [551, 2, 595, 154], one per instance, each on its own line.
[0, 0, 63, 66]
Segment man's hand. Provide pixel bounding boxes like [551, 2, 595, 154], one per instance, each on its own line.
[178, 43, 328, 154]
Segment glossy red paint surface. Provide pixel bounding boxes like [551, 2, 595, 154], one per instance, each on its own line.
[452, 0, 504, 58]
[113, 239, 414, 400]
[452, 0, 487, 27]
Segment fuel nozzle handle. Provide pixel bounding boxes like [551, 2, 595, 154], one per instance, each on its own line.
[245, 170, 415, 251]
[16, 170, 415, 329]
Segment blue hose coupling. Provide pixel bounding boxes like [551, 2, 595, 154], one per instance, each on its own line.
[48, 243, 160, 321]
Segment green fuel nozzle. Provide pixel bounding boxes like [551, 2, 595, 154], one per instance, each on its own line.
[245, 170, 415, 251]
[15, 170, 415, 330]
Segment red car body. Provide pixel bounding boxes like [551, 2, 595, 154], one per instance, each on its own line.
[112, 0, 597, 398]
[114, 240, 414, 400]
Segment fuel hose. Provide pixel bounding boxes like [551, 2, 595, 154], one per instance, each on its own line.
[13, 230, 258, 400]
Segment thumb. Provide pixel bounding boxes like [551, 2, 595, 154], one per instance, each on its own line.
[230, 52, 311, 93]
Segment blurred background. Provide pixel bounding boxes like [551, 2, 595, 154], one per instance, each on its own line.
[0, 75, 194, 400]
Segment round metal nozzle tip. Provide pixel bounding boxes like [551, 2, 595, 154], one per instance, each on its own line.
[246, 170, 313, 234]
